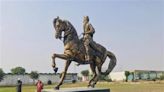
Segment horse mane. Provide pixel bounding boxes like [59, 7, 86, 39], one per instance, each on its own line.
[63, 20, 79, 40]
[62, 20, 80, 44]
[53, 18, 57, 25]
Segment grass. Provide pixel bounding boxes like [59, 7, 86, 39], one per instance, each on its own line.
[0, 81, 164, 92]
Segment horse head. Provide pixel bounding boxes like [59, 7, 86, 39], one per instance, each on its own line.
[53, 16, 66, 39]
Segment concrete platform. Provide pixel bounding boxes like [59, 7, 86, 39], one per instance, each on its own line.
[42, 87, 110, 92]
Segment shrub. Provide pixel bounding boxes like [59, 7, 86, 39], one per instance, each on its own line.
[81, 70, 89, 77]
[11, 67, 26, 74]
[0, 68, 5, 82]
[47, 80, 52, 85]
[152, 79, 156, 81]
[124, 71, 130, 82]
[160, 74, 164, 80]
[72, 80, 76, 83]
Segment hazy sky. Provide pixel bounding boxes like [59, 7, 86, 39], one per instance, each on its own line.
[0, 0, 164, 73]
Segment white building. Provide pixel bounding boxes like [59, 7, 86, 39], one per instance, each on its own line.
[109, 72, 126, 81]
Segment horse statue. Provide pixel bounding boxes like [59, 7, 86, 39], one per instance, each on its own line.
[52, 16, 116, 90]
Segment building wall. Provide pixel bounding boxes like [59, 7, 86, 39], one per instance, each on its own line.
[134, 70, 164, 80]
[38, 74, 60, 83]
[0, 75, 33, 86]
[108, 70, 164, 81]
[109, 72, 126, 81]
[0, 73, 77, 86]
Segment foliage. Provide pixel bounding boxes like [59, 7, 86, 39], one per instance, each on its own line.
[78, 76, 82, 81]
[29, 71, 39, 84]
[72, 80, 76, 83]
[0, 68, 5, 82]
[81, 70, 89, 76]
[160, 74, 164, 80]
[99, 75, 112, 82]
[131, 72, 134, 81]
[124, 71, 130, 82]
[47, 80, 52, 85]
[11, 67, 26, 74]
[30, 71, 39, 80]
[152, 78, 156, 81]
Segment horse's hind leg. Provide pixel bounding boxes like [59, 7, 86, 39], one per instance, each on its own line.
[54, 60, 71, 90]
[90, 51, 108, 86]
[88, 63, 97, 87]
[91, 65, 102, 87]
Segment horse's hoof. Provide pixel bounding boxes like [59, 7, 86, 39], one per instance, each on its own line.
[87, 85, 91, 88]
[87, 84, 95, 88]
[53, 67, 58, 74]
[91, 84, 95, 88]
[54, 86, 60, 90]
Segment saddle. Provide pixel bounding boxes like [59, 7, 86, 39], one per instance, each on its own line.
[79, 38, 104, 60]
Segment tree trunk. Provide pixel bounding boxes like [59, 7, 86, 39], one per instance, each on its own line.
[33, 79, 35, 85]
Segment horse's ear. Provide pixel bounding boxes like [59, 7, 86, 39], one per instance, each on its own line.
[53, 16, 60, 25]
[57, 16, 59, 19]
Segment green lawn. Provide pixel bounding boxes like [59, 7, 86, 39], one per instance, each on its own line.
[0, 82, 164, 92]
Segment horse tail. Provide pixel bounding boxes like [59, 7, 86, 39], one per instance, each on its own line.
[101, 50, 117, 76]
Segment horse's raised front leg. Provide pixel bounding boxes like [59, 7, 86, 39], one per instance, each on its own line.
[52, 53, 68, 71]
[54, 60, 71, 90]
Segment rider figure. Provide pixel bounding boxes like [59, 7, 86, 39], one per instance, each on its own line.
[83, 16, 95, 63]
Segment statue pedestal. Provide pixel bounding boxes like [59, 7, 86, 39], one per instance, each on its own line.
[42, 87, 110, 92]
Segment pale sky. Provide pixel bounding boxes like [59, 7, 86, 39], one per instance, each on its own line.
[0, 0, 164, 73]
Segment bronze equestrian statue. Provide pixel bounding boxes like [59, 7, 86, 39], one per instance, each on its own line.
[52, 16, 116, 90]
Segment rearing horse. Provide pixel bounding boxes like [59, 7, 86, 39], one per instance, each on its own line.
[52, 17, 116, 90]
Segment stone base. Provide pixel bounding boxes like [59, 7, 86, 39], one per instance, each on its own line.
[42, 87, 110, 92]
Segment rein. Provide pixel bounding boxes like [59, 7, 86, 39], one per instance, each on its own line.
[60, 28, 83, 41]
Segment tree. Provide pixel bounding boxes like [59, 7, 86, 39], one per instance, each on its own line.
[125, 71, 130, 82]
[131, 72, 134, 81]
[11, 67, 26, 74]
[0, 68, 5, 82]
[99, 75, 112, 82]
[160, 74, 164, 80]
[81, 70, 89, 76]
[81, 70, 89, 81]
[29, 71, 39, 84]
